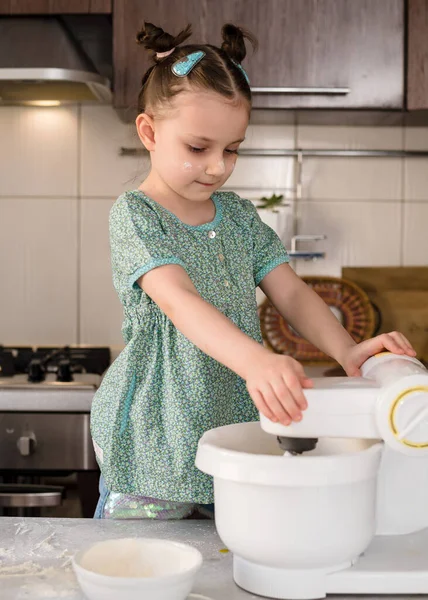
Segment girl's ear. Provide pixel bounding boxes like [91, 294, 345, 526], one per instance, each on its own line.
[136, 113, 156, 151]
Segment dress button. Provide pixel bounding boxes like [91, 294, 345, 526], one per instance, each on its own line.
[218, 253, 225, 262]
[208, 230, 216, 239]
[224, 280, 230, 287]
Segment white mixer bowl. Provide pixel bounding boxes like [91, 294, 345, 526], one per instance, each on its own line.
[196, 422, 383, 573]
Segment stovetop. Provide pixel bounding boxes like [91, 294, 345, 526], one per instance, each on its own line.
[0, 373, 101, 389]
[0, 346, 110, 386]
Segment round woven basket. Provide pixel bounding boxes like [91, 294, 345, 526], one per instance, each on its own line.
[259, 276, 376, 363]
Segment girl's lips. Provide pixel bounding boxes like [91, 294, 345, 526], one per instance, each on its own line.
[196, 181, 218, 187]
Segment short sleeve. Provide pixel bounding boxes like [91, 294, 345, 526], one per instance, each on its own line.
[109, 193, 186, 291]
[249, 203, 290, 286]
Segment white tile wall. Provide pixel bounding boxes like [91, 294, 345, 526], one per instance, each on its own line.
[0, 197, 78, 345]
[404, 128, 428, 202]
[226, 156, 295, 193]
[1, 105, 428, 346]
[243, 124, 295, 149]
[297, 126, 403, 201]
[225, 124, 295, 196]
[299, 157, 403, 202]
[80, 106, 149, 198]
[297, 126, 403, 150]
[294, 201, 402, 277]
[79, 198, 123, 346]
[403, 203, 428, 265]
[0, 106, 78, 197]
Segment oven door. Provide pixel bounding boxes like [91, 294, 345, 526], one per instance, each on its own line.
[0, 412, 97, 471]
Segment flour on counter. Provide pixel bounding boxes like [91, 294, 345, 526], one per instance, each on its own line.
[17, 567, 79, 598]
[0, 561, 44, 577]
[31, 532, 56, 553]
[0, 556, 73, 578]
[0, 562, 78, 598]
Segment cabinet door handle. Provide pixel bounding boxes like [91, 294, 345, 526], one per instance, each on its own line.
[251, 87, 350, 95]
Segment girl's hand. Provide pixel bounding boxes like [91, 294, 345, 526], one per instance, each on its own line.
[246, 354, 313, 426]
[340, 331, 417, 377]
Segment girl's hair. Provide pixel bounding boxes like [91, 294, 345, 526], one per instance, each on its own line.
[135, 22, 257, 115]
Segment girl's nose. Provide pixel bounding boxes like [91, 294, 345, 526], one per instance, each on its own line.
[205, 159, 226, 177]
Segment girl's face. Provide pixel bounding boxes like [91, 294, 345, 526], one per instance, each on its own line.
[139, 91, 249, 202]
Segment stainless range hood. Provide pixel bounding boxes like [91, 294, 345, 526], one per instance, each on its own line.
[0, 16, 112, 105]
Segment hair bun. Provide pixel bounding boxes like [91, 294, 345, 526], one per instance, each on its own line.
[221, 23, 257, 64]
[136, 22, 192, 61]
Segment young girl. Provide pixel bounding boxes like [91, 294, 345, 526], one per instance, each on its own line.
[91, 22, 415, 520]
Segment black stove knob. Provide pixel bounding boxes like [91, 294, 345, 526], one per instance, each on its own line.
[27, 359, 45, 383]
[57, 359, 73, 382]
[0, 351, 15, 377]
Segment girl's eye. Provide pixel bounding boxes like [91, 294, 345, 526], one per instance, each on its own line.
[188, 145, 239, 155]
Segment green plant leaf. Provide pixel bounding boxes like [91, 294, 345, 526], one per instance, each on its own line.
[256, 193, 285, 210]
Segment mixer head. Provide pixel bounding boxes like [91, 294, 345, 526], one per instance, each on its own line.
[277, 436, 318, 455]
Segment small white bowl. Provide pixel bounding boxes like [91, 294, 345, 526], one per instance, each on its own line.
[72, 537, 203, 600]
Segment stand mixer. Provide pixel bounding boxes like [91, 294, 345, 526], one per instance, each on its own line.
[196, 352, 428, 599]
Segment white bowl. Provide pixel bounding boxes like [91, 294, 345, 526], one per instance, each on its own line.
[72, 537, 203, 600]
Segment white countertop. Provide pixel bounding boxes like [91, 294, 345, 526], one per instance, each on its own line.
[1, 517, 428, 600]
[0, 517, 258, 599]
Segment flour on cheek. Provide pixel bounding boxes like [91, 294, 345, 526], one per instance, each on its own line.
[182, 162, 204, 175]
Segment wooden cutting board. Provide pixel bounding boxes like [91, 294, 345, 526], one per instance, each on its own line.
[342, 267, 428, 361]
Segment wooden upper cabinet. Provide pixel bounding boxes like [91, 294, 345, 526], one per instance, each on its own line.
[113, 0, 404, 113]
[407, 0, 428, 110]
[113, 0, 204, 112]
[0, 0, 112, 13]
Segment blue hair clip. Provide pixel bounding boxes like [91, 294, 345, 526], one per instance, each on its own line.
[171, 51, 206, 77]
[231, 60, 250, 85]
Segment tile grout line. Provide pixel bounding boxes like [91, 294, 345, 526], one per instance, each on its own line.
[293, 120, 299, 239]
[76, 104, 82, 346]
[289, 119, 300, 274]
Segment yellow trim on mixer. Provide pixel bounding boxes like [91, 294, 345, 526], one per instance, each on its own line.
[375, 351, 392, 358]
[389, 386, 428, 448]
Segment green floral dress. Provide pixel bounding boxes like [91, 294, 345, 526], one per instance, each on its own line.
[90, 189, 289, 504]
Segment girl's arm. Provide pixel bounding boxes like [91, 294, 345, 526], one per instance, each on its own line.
[140, 265, 270, 380]
[260, 263, 415, 374]
[260, 264, 356, 364]
[138, 265, 312, 425]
